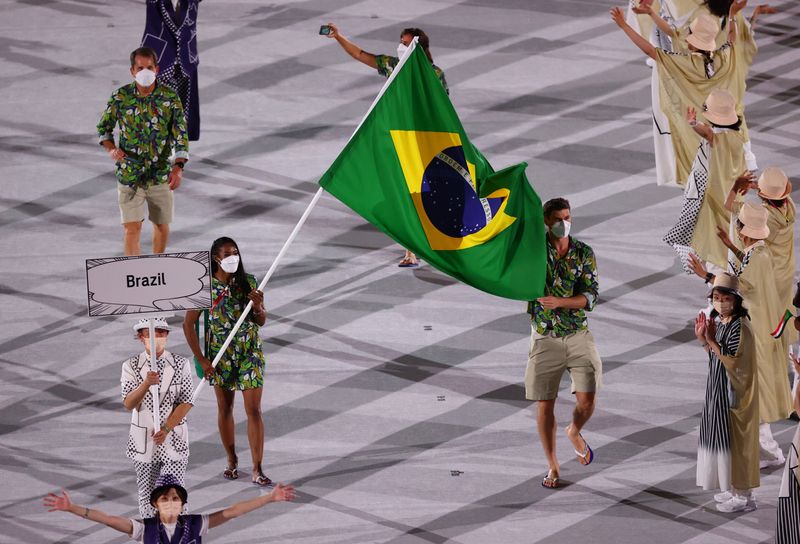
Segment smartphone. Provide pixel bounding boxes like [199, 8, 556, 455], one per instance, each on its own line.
[319, 25, 332, 35]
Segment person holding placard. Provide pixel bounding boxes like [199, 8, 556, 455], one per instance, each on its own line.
[122, 318, 194, 517]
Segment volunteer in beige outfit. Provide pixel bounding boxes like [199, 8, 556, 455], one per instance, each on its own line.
[691, 201, 794, 467]
[611, 5, 758, 186]
[524, 198, 602, 490]
[663, 88, 747, 272]
[724, 167, 796, 345]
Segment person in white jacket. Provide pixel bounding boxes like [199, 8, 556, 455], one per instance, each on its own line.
[121, 318, 194, 517]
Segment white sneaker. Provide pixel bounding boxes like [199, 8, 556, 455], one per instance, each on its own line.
[716, 494, 757, 513]
[713, 491, 733, 503]
[760, 450, 786, 469]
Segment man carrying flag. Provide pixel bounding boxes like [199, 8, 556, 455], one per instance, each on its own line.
[524, 198, 602, 489]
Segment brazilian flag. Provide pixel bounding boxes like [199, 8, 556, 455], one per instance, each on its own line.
[319, 41, 546, 300]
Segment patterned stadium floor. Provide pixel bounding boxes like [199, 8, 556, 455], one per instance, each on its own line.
[1, 0, 799, 542]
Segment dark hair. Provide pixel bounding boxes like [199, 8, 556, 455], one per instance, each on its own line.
[150, 485, 187, 506]
[705, 0, 732, 17]
[709, 289, 749, 320]
[735, 218, 744, 230]
[708, 116, 742, 131]
[401, 28, 433, 63]
[765, 198, 786, 208]
[543, 197, 570, 219]
[130, 46, 159, 68]
[210, 237, 252, 308]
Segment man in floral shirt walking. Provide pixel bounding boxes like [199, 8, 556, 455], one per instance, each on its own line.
[524, 197, 602, 490]
[97, 46, 188, 255]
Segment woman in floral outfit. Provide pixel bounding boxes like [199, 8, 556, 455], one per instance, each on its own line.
[183, 237, 270, 486]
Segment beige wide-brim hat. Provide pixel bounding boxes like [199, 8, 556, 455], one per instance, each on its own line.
[739, 200, 770, 240]
[703, 88, 739, 126]
[708, 272, 742, 299]
[686, 14, 719, 52]
[757, 167, 792, 200]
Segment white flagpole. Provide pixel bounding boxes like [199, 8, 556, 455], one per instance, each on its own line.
[189, 38, 420, 405]
[148, 318, 161, 431]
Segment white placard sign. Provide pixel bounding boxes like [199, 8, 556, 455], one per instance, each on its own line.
[86, 251, 211, 316]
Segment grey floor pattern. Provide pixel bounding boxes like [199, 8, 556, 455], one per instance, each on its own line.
[1, 0, 800, 542]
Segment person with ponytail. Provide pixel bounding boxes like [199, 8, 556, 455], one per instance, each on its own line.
[183, 237, 270, 486]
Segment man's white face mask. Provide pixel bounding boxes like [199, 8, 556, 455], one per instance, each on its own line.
[134, 68, 157, 87]
[549, 220, 571, 239]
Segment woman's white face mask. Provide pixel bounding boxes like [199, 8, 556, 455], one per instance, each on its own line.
[397, 43, 409, 58]
[219, 255, 240, 273]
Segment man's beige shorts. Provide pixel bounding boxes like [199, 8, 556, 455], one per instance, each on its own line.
[118, 183, 173, 225]
[524, 328, 602, 401]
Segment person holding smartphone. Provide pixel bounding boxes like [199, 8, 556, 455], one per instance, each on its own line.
[322, 23, 448, 268]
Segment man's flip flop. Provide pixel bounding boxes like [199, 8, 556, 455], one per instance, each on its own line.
[398, 260, 419, 268]
[252, 474, 273, 487]
[541, 470, 560, 489]
[222, 466, 239, 480]
[574, 434, 594, 466]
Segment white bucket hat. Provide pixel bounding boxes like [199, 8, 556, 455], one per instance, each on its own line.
[703, 88, 739, 127]
[757, 167, 791, 200]
[738, 200, 770, 240]
[686, 14, 720, 52]
[132, 317, 171, 332]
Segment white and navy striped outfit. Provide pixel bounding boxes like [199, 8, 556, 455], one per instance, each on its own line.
[696, 317, 741, 491]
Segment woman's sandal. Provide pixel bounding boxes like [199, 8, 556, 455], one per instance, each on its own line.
[252, 473, 273, 487]
[223, 457, 239, 480]
[541, 470, 560, 489]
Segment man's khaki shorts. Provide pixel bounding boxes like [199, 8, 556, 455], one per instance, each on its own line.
[524, 328, 602, 401]
[118, 183, 173, 225]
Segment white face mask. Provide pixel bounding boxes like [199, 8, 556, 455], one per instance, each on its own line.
[157, 501, 182, 517]
[713, 300, 734, 317]
[134, 68, 157, 87]
[142, 336, 167, 355]
[397, 43, 409, 58]
[549, 220, 571, 239]
[219, 255, 240, 273]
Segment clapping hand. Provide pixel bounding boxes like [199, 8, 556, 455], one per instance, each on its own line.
[695, 312, 707, 343]
[732, 170, 756, 194]
[686, 106, 697, 125]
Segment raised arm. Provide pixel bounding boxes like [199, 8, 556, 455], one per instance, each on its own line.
[750, 4, 777, 28]
[687, 106, 714, 142]
[724, 171, 756, 211]
[632, 3, 677, 38]
[611, 7, 657, 59]
[325, 23, 378, 69]
[43, 490, 134, 536]
[207, 483, 296, 529]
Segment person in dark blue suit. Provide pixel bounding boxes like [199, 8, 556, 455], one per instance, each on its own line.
[141, 0, 202, 141]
